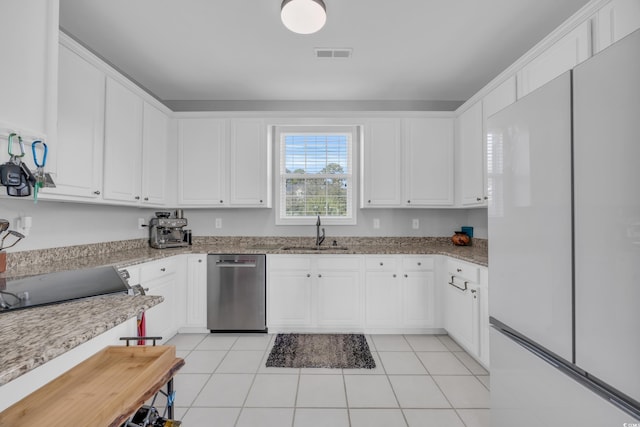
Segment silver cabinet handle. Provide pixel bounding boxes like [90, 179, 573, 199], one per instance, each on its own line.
[318, 274, 322, 278]
[160, 268, 166, 272]
[393, 274, 396, 278]
[144, 197, 149, 201]
[407, 200, 411, 203]
[379, 262, 383, 266]
[198, 259, 202, 263]
[457, 268, 462, 272]
[476, 197, 482, 201]
[470, 289, 477, 293]
[368, 200, 371, 203]
[404, 274, 408, 278]
[220, 200, 223, 203]
[417, 262, 421, 266]
[259, 199, 263, 203]
[93, 190, 101, 195]
[135, 196, 140, 200]
[306, 273, 311, 278]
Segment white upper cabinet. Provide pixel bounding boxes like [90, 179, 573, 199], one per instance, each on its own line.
[103, 77, 144, 203]
[0, 0, 58, 138]
[362, 118, 454, 208]
[457, 101, 486, 206]
[141, 102, 168, 205]
[50, 43, 105, 199]
[177, 118, 271, 207]
[229, 119, 271, 207]
[517, 20, 591, 98]
[595, 0, 640, 52]
[403, 118, 454, 206]
[362, 119, 403, 207]
[178, 118, 227, 206]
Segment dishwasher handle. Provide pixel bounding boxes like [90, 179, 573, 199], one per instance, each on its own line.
[215, 260, 257, 268]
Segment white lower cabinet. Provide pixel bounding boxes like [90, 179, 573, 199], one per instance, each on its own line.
[140, 258, 178, 343]
[365, 255, 437, 331]
[268, 268, 314, 327]
[444, 258, 489, 367]
[184, 254, 207, 329]
[267, 255, 362, 331]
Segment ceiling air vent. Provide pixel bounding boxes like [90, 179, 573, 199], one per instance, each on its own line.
[314, 48, 353, 59]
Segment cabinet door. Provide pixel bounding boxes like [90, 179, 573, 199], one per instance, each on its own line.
[141, 102, 168, 205]
[229, 119, 270, 207]
[596, 0, 640, 52]
[185, 255, 207, 328]
[144, 273, 176, 344]
[402, 271, 435, 327]
[53, 43, 105, 199]
[362, 119, 402, 207]
[316, 270, 361, 327]
[103, 77, 143, 203]
[178, 118, 227, 205]
[268, 271, 313, 327]
[0, 0, 57, 137]
[365, 272, 401, 327]
[517, 21, 591, 98]
[445, 278, 478, 355]
[403, 118, 454, 206]
[458, 101, 486, 206]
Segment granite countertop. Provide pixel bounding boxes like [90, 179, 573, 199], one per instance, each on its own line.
[3, 236, 487, 281]
[0, 236, 487, 386]
[0, 294, 162, 386]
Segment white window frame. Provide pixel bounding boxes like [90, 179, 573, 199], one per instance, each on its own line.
[275, 125, 359, 225]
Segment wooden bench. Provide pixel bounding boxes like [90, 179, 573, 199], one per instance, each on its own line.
[0, 345, 184, 427]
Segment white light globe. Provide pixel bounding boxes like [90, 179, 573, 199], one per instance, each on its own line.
[281, 0, 327, 35]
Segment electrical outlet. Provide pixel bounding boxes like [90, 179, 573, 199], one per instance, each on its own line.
[215, 218, 222, 229]
[138, 218, 146, 230]
[412, 218, 419, 229]
[373, 218, 380, 229]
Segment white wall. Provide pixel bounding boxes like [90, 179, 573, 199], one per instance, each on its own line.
[0, 198, 487, 252]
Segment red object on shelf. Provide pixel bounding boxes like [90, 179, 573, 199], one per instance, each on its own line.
[137, 311, 146, 345]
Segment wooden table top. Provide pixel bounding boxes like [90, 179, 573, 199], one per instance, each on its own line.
[0, 345, 184, 427]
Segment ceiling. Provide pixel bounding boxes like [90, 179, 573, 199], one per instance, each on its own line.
[59, 0, 591, 111]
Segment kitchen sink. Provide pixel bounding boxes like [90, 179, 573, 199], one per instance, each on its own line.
[281, 246, 349, 251]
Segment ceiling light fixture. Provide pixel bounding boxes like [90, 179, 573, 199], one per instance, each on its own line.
[281, 0, 326, 35]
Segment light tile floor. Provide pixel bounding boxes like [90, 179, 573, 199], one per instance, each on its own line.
[156, 333, 489, 427]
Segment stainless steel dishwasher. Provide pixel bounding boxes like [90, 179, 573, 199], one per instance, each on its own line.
[207, 254, 266, 332]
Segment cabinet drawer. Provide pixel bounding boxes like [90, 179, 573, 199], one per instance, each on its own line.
[365, 256, 398, 271]
[402, 256, 434, 271]
[447, 259, 479, 283]
[316, 256, 360, 271]
[269, 255, 312, 271]
[140, 258, 178, 282]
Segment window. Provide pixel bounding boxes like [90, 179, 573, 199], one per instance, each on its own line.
[275, 125, 357, 225]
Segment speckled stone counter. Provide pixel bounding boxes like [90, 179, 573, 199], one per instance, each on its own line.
[3, 236, 487, 281]
[0, 236, 486, 386]
[0, 294, 162, 386]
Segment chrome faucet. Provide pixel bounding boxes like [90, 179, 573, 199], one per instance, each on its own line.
[315, 215, 325, 247]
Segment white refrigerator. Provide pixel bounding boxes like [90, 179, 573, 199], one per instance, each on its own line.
[488, 28, 640, 425]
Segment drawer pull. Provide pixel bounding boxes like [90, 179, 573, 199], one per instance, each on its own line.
[417, 262, 421, 266]
[160, 268, 166, 272]
[456, 268, 462, 272]
[379, 262, 383, 266]
[307, 274, 311, 278]
[448, 276, 468, 291]
[404, 274, 408, 278]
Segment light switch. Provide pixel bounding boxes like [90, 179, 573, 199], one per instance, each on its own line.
[215, 218, 222, 229]
[373, 218, 380, 229]
[412, 219, 419, 229]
